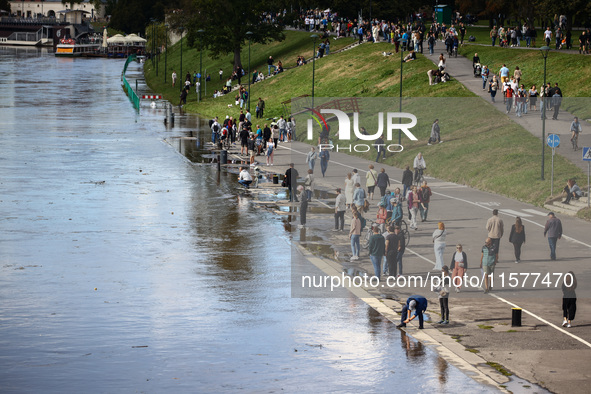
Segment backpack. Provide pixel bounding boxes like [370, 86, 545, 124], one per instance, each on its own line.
[213, 124, 220, 132]
[422, 187, 430, 201]
[359, 215, 367, 231]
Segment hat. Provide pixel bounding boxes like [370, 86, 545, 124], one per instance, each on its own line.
[409, 300, 417, 311]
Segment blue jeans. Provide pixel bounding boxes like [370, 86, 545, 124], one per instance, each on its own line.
[268, 65, 276, 75]
[308, 159, 316, 171]
[320, 159, 328, 176]
[370, 255, 382, 279]
[482, 76, 488, 89]
[419, 202, 429, 221]
[548, 237, 558, 260]
[403, 184, 410, 198]
[238, 180, 252, 188]
[506, 97, 513, 113]
[526, 37, 531, 47]
[401, 305, 424, 328]
[211, 132, 217, 144]
[492, 36, 497, 46]
[429, 43, 433, 54]
[351, 235, 360, 257]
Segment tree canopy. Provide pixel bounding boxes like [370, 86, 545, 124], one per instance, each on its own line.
[176, 0, 285, 70]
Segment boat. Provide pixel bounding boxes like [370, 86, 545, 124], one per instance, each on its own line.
[55, 37, 100, 57]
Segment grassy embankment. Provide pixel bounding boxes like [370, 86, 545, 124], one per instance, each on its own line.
[143, 30, 588, 211]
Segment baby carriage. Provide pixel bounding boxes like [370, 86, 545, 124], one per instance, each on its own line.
[474, 63, 482, 77]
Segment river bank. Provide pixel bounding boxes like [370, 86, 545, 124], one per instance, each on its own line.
[198, 136, 591, 394]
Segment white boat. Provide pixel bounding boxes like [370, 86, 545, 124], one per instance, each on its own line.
[55, 38, 100, 57]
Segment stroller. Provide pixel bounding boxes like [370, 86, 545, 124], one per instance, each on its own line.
[474, 63, 482, 77]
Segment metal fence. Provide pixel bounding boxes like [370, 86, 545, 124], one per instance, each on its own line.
[121, 54, 140, 112]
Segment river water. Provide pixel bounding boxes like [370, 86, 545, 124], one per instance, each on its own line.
[0, 47, 494, 393]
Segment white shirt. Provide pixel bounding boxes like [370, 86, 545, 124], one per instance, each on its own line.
[239, 169, 252, 181]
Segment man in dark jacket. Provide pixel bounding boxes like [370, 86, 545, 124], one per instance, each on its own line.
[544, 212, 562, 260]
[284, 163, 299, 202]
[397, 295, 428, 329]
[401, 165, 413, 198]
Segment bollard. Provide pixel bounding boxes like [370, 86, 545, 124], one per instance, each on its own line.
[511, 308, 522, 327]
[220, 150, 228, 164]
[217, 154, 221, 171]
[273, 174, 279, 184]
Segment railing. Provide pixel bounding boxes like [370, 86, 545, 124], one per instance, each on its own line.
[121, 54, 140, 112]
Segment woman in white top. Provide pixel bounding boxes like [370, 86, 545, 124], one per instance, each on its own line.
[450, 244, 468, 292]
[344, 173, 354, 208]
[432, 222, 447, 270]
[438, 53, 446, 71]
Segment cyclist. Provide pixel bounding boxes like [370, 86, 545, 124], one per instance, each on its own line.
[570, 117, 582, 151]
[413, 152, 426, 184]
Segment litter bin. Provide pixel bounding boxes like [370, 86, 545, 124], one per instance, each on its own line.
[511, 307, 522, 327]
[273, 174, 279, 184]
[221, 150, 228, 164]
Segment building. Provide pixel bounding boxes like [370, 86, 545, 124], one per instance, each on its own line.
[7, 0, 106, 20]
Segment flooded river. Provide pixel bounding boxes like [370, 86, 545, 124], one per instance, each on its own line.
[0, 47, 494, 392]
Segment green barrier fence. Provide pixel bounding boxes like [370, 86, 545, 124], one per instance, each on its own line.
[122, 54, 140, 112]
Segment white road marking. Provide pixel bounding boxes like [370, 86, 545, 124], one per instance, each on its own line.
[499, 209, 532, 217]
[490, 293, 591, 349]
[522, 209, 549, 216]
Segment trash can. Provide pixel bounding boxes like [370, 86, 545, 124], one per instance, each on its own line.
[511, 307, 522, 327]
[221, 150, 228, 164]
[273, 174, 279, 184]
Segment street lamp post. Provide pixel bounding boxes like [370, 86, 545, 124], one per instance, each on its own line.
[164, 24, 168, 84]
[154, 21, 158, 77]
[150, 19, 155, 67]
[540, 46, 550, 180]
[246, 31, 253, 111]
[179, 27, 184, 92]
[398, 37, 407, 145]
[311, 34, 318, 109]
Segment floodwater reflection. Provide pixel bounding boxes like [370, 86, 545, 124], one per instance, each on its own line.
[0, 47, 496, 393]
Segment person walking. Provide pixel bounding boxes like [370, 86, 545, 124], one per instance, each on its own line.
[562, 271, 577, 328]
[486, 209, 504, 257]
[334, 188, 346, 231]
[428, 119, 442, 144]
[284, 163, 299, 202]
[408, 185, 420, 230]
[450, 244, 468, 292]
[368, 225, 386, 280]
[508, 217, 526, 263]
[480, 237, 497, 293]
[489, 75, 499, 103]
[306, 147, 317, 171]
[394, 225, 406, 276]
[544, 212, 562, 260]
[418, 181, 432, 222]
[434, 266, 451, 324]
[265, 138, 274, 166]
[304, 169, 314, 201]
[353, 183, 366, 210]
[432, 222, 447, 271]
[384, 225, 398, 277]
[319, 148, 330, 177]
[401, 165, 413, 199]
[366, 164, 378, 200]
[397, 295, 428, 329]
[344, 173, 354, 208]
[349, 211, 361, 261]
[376, 168, 390, 198]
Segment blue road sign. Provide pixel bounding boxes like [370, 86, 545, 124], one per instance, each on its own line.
[547, 134, 560, 148]
[583, 147, 591, 161]
[196, 73, 202, 79]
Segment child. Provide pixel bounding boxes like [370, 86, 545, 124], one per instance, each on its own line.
[434, 265, 451, 324]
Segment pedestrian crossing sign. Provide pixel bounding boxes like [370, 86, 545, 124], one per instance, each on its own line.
[584, 147, 591, 161]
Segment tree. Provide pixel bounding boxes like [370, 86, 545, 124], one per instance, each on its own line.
[0, 0, 10, 14]
[181, 0, 285, 70]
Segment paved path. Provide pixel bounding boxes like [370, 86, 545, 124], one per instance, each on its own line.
[218, 137, 591, 393]
[424, 49, 591, 172]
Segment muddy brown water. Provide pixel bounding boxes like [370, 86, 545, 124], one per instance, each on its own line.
[0, 47, 495, 392]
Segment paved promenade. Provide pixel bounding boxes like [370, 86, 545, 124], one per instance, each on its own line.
[221, 137, 591, 393]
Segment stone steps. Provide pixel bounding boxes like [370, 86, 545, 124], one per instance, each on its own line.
[544, 195, 589, 217]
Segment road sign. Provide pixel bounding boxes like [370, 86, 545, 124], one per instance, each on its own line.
[196, 73, 202, 79]
[547, 134, 560, 148]
[583, 147, 591, 161]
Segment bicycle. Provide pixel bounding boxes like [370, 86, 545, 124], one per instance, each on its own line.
[413, 167, 425, 187]
[362, 219, 410, 249]
[451, 46, 458, 58]
[571, 133, 579, 151]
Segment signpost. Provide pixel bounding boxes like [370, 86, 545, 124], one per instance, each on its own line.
[547, 134, 560, 196]
[583, 147, 591, 208]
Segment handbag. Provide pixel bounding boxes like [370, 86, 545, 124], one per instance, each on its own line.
[281, 178, 287, 187]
